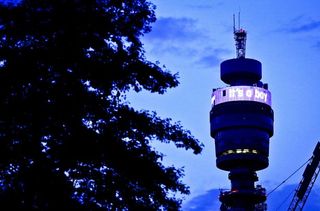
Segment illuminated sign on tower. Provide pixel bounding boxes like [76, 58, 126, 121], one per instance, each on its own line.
[211, 86, 272, 107]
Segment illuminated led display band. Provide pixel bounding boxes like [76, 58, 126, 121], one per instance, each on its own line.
[211, 86, 271, 107]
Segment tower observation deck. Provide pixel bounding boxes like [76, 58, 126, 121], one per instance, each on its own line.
[210, 20, 274, 210]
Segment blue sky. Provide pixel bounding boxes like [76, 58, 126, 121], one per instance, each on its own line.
[127, 0, 320, 210]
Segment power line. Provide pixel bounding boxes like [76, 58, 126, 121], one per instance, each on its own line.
[267, 156, 312, 197]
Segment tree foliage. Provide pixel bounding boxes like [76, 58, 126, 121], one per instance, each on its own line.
[0, 0, 203, 210]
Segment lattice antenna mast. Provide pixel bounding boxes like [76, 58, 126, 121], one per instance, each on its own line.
[233, 13, 247, 58]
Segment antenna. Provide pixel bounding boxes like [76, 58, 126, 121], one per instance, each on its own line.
[233, 13, 247, 58]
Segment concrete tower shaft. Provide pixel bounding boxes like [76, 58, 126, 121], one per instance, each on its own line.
[210, 23, 274, 210]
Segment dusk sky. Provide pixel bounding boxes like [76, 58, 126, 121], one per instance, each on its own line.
[128, 0, 320, 210]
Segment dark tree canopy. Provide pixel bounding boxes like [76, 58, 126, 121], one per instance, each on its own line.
[0, 0, 203, 210]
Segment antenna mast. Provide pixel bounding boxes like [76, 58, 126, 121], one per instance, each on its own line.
[233, 13, 247, 58]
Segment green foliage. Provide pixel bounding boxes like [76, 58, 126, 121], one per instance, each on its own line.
[0, 0, 203, 210]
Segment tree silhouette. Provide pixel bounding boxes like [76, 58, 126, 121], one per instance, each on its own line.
[0, 0, 203, 210]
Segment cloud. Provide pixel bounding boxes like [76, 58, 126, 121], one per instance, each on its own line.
[185, 1, 224, 10]
[143, 17, 229, 68]
[196, 54, 220, 68]
[143, 17, 206, 57]
[182, 189, 221, 211]
[279, 16, 320, 33]
[196, 48, 230, 68]
[145, 17, 202, 43]
[287, 20, 320, 33]
[277, 16, 320, 50]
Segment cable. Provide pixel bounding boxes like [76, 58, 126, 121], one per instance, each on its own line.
[267, 156, 312, 197]
[275, 187, 295, 210]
